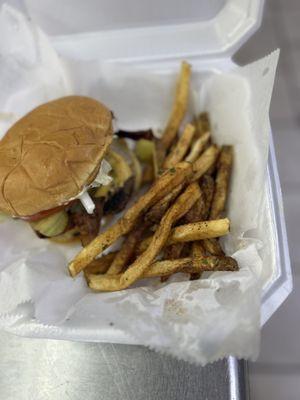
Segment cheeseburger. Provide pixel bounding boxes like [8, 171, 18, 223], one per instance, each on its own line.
[0, 96, 137, 245]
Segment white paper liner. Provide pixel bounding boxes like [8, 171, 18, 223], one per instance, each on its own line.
[0, 5, 279, 364]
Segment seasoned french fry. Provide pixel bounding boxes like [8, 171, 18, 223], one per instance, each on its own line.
[150, 256, 238, 276]
[170, 218, 229, 244]
[144, 145, 218, 225]
[142, 164, 154, 184]
[201, 174, 215, 219]
[120, 183, 201, 287]
[87, 255, 238, 291]
[106, 223, 147, 275]
[164, 242, 185, 260]
[137, 218, 230, 253]
[191, 145, 219, 182]
[161, 242, 186, 282]
[161, 61, 192, 150]
[163, 124, 195, 169]
[152, 138, 165, 177]
[69, 162, 192, 276]
[192, 241, 205, 257]
[184, 132, 211, 163]
[195, 112, 210, 136]
[210, 145, 233, 220]
[145, 183, 183, 224]
[69, 146, 219, 277]
[202, 238, 225, 256]
[86, 183, 201, 291]
[84, 252, 116, 276]
[190, 241, 206, 280]
[183, 188, 206, 223]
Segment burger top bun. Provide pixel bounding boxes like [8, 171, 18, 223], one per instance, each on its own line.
[0, 96, 113, 217]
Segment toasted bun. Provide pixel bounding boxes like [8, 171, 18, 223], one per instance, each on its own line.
[0, 96, 113, 217]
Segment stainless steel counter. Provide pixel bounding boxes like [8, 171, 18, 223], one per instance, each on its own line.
[0, 331, 249, 400]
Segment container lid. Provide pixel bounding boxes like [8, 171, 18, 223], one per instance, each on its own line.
[23, 0, 265, 62]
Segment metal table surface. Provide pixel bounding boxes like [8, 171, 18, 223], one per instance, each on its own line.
[0, 330, 249, 400]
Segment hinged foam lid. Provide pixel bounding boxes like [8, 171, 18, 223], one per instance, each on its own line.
[24, 0, 264, 61]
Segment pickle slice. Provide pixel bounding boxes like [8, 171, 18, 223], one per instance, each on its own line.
[94, 151, 132, 198]
[135, 139, 155, 163]
[31, 210, 69, 237]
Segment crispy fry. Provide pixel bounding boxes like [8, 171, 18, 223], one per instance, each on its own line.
[161, 62, 191, 150]
[86, 183, 201, 291]
[84, 252, 116, 276]
[192, 241, 205, 257]
[202, 238, 225, 256]
[106, 223, 147, 275]
[69, 146, 219, 277]
[142, 164, 154, 184]
[137, 218, 230, 253]
[69, 163, 191, 276]
[170, 218, 229, 244]
[163, 124, 195, 169]
[152, 138, 165, 177]
[183, 188, 206, 223]
[144, 145, 219, 225]
[185, 132, 211, 163]
[191, 145, 219, 182]
[164, 242, 185, 260]
[145, 183, 183, 224]
[210, 145, 233, 220]
[120, 183, 200, 287]
[161, 242, 186, 282]
[148, 255, 238, 276]
[195, 112, 210, 136]
[87, 255, 238, 291]
[190, 241, 206, 280]
[201, 174, 215, 219]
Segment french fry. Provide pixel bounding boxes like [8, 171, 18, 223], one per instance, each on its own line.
[161, 61, 192, 150]
[195, 112, 210, 136]
[84, 252, 116, 276]
[202, 238, 225, 256]
[142, 164, 154, 184]
[164, 242, 185, 260]
[170, 218, 229, 244]
[201, 174, 215, 219]
[163, 124, 195, 169]
[190, 241, 206, 280]
[137, 218, 230, 253]
[144, 145, 218, 225]
[145, 183, 183, 224]
[192, 241, 205, 257]
[69, 162, 191, 276]
[120, 183, 201, 287]
[86, 183, 201, 291]
[152, 138, 165, 177]
[87, 255, 238, 291]
[147, 255, 238, 276]
[69, 146, 219, 277]
[183, 188, 206, 223]
[106, 223, 147, 275]
[161, 242, 186, 282]
[184, 132, 211, 163]
[191, 145, 219, 182]
[210, 145, 233, 220]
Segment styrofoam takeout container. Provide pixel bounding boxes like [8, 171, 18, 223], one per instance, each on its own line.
[9, 0, 291, 342]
